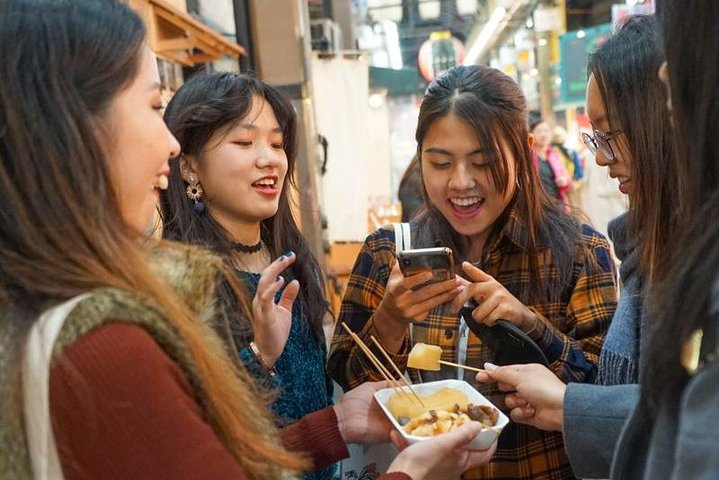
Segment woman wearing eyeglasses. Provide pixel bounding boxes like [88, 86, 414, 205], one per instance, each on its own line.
[477, 15, 680, 479]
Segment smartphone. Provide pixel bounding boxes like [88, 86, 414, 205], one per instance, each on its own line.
[397, 247, 455, 288]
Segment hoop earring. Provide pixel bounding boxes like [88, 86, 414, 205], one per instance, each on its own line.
[186, 176, 205, 213]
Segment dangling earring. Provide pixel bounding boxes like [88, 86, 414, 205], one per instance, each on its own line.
[186, 175, 205, 213]
[515, 177, 522, 190]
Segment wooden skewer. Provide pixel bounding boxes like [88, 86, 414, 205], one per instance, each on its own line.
[438, 359, 485, 373]
[347, 331, 411, 401]
[370, 335, 425, 407]
[340, 323, 412, 401]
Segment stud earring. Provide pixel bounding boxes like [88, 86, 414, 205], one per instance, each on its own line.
[186, 176, 205, 213]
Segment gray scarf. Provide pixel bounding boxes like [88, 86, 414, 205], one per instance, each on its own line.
[598, 213, 647, 385]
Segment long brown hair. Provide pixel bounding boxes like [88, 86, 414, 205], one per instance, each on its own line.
[0, 0, 306, 476]
[414, 65, 582, 303]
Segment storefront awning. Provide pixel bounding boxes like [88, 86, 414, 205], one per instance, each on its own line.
[127, 0, 245, 66]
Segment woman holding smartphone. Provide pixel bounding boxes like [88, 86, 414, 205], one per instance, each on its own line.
[328, 65, 617, 479]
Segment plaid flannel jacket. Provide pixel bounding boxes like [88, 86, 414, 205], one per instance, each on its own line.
[328, 210, 618, 480]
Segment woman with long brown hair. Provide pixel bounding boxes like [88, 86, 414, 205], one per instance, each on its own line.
[328, 64, 618, 479]
[0, 1, 495, 479]
[0, 0, 304, 477]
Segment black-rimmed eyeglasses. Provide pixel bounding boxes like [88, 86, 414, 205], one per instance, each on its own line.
[582, 129, 623, 161]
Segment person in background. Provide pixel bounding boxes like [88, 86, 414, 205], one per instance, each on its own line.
[552, 126, 583, 183]
[529, 118, 572, 210]
[329, 64, 617, 480]
[0, 1, 496, 479]
[476, 15, 679, 479]
[552, 126, 584, 209]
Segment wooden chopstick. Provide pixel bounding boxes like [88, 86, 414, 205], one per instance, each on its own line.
[370, 335, 426, 407]
[438, 359, 485, 373]
[340, 323, 411, 400]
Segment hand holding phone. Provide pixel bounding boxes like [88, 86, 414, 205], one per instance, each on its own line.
[373, 250, 460, 352]
[397, 247, 455, 289]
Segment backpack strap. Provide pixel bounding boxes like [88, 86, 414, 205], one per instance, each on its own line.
[393, 222, 412, 255]
[23, 294, 90, 480]
[392, 222, 415, 347]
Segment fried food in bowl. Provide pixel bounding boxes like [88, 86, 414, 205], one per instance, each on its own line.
[374, 379, 509, 449]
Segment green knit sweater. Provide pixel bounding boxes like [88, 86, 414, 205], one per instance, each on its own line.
[0, 245, 296, 479]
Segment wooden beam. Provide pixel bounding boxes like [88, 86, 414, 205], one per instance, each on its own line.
[186, 53, 216, 64]
[155, 37, 194, 52]
[151, 0, 245, 56]
[156, 50, 193, 67]
[128, 0, 246, 66]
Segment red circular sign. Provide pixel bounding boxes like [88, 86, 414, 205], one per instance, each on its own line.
[418, 35, 466, 82]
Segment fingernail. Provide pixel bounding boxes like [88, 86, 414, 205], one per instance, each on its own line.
[282, 250, 293, 258]
[484, 362, 498, 371]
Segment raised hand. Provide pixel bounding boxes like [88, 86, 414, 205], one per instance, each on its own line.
[476, 363, 566, 432]
[451, 262, 537, 331]
[387, 422, 497, 479]
[374, 262, 461, 352]
[251, 251, 300, 367]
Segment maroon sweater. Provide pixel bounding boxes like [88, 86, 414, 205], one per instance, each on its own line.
[49, 323, 409, 479]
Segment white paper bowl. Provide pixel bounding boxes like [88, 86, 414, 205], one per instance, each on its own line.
[374, 379, 509, 450]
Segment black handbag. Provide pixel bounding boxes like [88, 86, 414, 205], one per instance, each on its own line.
[459, 306, 550, 367]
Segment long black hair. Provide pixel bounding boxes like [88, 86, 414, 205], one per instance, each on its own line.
[413, 65, 581, 304]
[160, 73, 328, 344]
[643, 0, 719, 413]
[588, 14, 677, 277]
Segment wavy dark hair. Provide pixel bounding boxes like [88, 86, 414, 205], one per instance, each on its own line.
[412, 65, 581, 303]
[0, 1, 306, 476]
[588, 14, 678, 277]
[160, 72, 328, 344]
[643, 0, 719, 414]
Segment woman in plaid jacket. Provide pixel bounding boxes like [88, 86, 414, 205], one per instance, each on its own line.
[328, 65, 617, 480]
